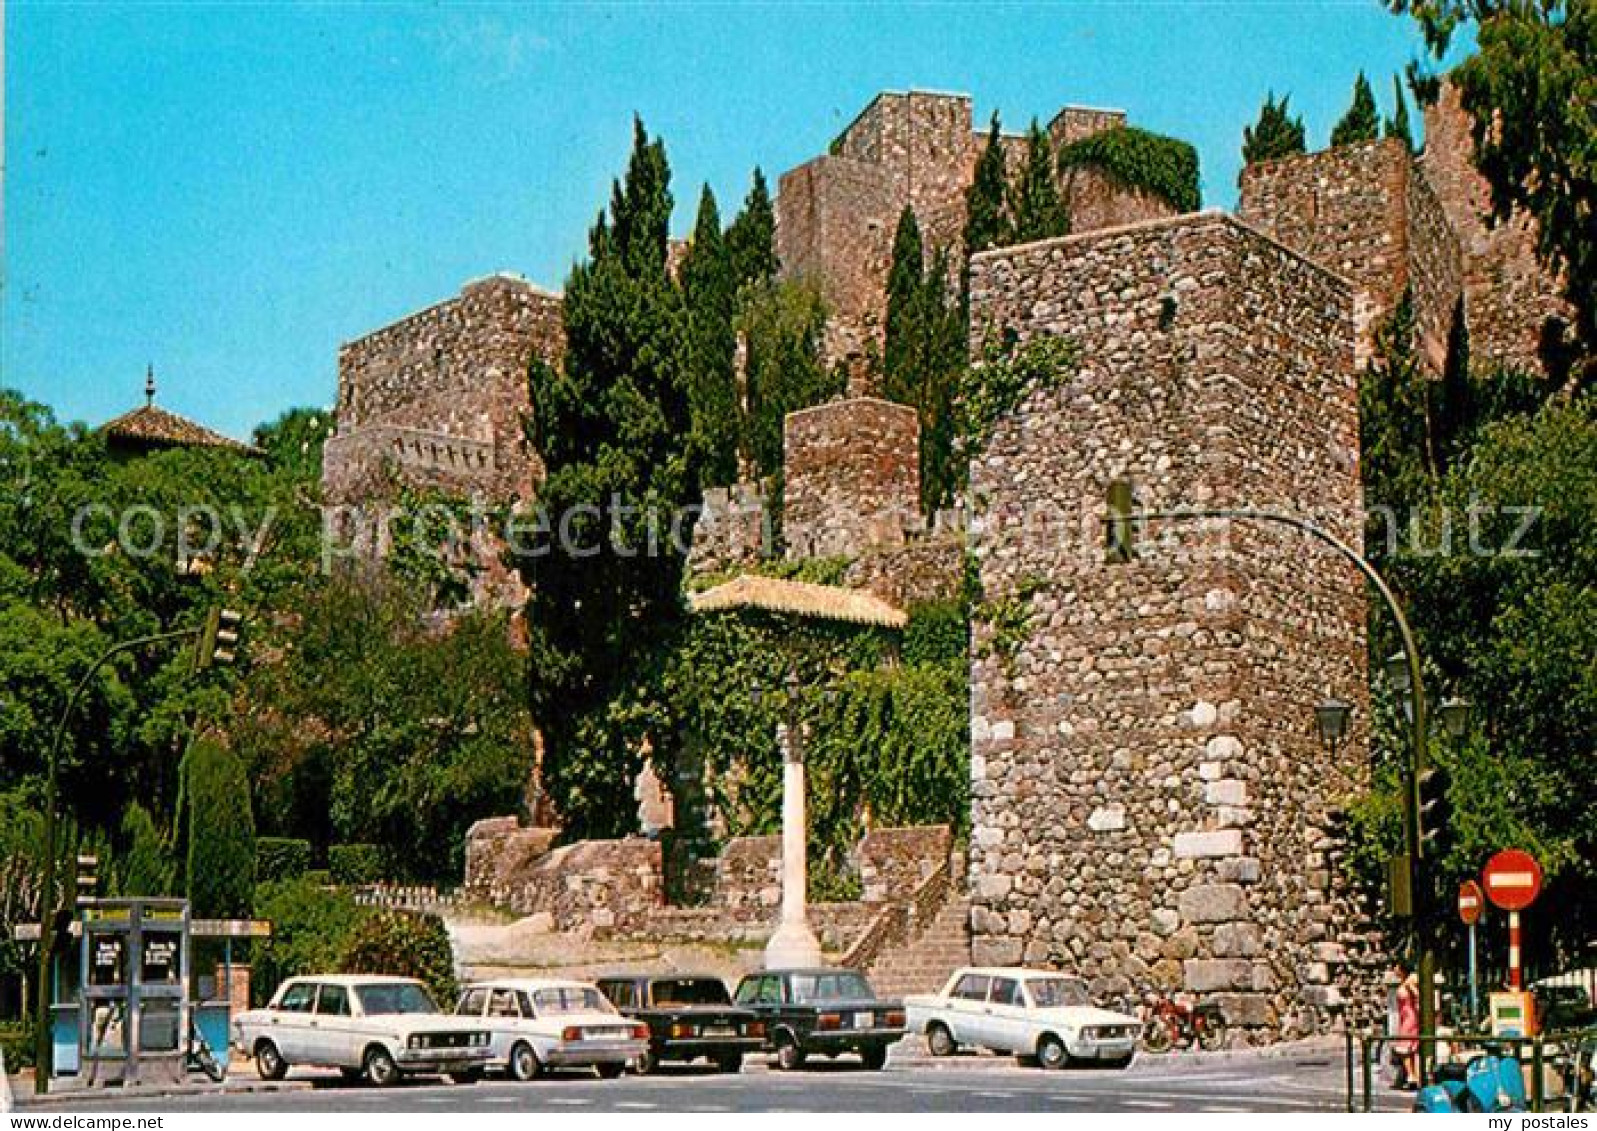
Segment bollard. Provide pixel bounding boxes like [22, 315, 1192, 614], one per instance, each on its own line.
[1, 1047, 13, 1113]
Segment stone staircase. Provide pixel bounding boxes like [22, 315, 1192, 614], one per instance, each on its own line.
[865, 895, 973, 999]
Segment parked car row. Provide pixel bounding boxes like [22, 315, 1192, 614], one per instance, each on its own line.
[232, 966, 908, 1086]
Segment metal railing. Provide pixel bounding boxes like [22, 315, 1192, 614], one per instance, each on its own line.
[1345, 1028, 1597, 1112]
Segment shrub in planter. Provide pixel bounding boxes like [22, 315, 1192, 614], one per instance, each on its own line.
[339, 909, 457, 1005]
[256, 838, 312, 885]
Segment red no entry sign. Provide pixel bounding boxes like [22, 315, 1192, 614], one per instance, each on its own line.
[1458, 879, 1485, 925]
[1483, 849, 1543, 912]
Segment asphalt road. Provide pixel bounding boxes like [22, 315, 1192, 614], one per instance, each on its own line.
[18, 1049, 1411, 1113]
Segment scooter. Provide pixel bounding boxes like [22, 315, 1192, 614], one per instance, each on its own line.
[1415, 1052, 1528, 1113]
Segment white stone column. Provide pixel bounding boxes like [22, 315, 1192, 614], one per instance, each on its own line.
[765, 723, 822, 969]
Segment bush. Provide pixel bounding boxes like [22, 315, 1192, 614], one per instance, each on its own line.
[904, 600, 968, 669]
[251, 876, 365, 1006]
[0, 1019, 34, 1070]
[255, 838, 311, 885]
[339, 909, 458, 1006]
[329, 843, 384, 886]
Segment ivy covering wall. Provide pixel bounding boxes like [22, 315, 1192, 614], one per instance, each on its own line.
[1056, 126, 1202, 214]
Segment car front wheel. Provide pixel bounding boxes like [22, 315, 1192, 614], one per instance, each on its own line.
[365, 1046, 401, 1087]
[633, 1046, 659, 1075]
[927, 1023, 958, 1057]
[1036, 1034, 1070, 1071]
[255, 1040, 288, 1081]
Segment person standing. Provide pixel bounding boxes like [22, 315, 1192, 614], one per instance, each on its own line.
[1392, 962, 1421, 1090]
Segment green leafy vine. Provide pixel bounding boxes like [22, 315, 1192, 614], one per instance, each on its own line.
[1056, 126, 1202, 214]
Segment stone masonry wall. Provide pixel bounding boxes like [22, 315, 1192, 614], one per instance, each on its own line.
[1238, 138, 1411, 363]
[1406, 163, 1466, 374]
[965, 213, 1370, 1041]
[323, 274, 564, 507]
[1418, 83, 1575, 375]
[783, 397, 921, 560]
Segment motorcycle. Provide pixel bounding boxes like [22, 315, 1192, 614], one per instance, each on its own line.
[1140, 994, 1227, 1053]
[1415, 1051, 1527, 1113]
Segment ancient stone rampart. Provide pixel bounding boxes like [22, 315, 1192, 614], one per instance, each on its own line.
[965, 212, 1371, 1040]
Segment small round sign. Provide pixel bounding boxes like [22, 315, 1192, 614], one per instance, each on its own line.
[1482, 849, 1543, 912]
[1457, 879, 1485, 925]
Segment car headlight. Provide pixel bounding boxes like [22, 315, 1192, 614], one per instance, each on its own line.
[408, 1035, 423, 1050]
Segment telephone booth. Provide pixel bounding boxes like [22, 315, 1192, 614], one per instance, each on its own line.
[77, 898, 191, 1085]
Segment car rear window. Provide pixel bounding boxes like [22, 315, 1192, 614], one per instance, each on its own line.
[532, 987, 613, 1015]
[650, 978, 730, 1006]
[790, 972, 873, 1003]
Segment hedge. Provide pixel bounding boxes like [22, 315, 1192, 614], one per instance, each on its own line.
[255, 838, 312, 885]
[329, 843, 385, 886]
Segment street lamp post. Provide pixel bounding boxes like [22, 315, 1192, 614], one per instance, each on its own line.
[764, 668, 823, 969]
[1105, 494, 1444, 1083]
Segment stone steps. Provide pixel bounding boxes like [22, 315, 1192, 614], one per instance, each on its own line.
[866, 897, 972, 998]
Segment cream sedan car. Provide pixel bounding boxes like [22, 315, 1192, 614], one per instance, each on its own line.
[455, 978, 648, 1080]
[232, 975, 491, 1086]
[905, 967, 1140, 1069]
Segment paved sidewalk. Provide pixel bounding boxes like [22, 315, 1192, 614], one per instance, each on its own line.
[7, 1066, 310, 1108]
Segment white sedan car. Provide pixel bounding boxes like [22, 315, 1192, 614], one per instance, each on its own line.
[455, 978, 648, 1080]
[232, 975, 491, 1085]
[905, 967, 1141, 1069]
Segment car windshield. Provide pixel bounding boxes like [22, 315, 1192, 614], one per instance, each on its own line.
[651, 979, 730, 1006]
[533, 987, 613, 1015]
[789, 972, 873, 1003]
[1026, 978, 1090, 1009]
[355, 983, 439, 1016]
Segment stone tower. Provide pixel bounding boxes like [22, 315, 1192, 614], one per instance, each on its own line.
[965, 212, 1371, 1040]
[321, 273, 564, 604]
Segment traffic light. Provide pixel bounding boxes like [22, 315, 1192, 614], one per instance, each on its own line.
[75, 854, 98, 908]
[1418, 765, 1452, 860]
[1105, 478, 1138, 563]
[192, 606, 243, 672]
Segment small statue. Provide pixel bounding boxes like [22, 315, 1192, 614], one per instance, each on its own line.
[634, 741, 674, 839]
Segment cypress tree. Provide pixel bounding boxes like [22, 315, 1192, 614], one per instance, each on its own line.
[1008, 119, 1069, 244]
[726, 168, 779, 291]
[1241, 92, 1308, 165]
[1331, 72, 1381, 147]
[963, 112, 1010, 256]
[521, 116, 695, 838]
[680, 186, 741, 486]
[1385, 74, 1414, 151]
[183, 737, 255, 918]
[883, 208, 965, 512]
[118, 802, 174, 897]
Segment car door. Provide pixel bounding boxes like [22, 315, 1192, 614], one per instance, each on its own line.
[486, 986, 524, 1060]
[272, 981, 318, 1061]
[985, 976, 1027, 1054]
[945, 973, 991, 1046]
[455, 987, 494, 1061]
[313, 982, 357, 1067]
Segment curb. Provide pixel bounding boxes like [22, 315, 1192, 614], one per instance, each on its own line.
[9, 1075, 312, 1108]
[879, 1035, 1344, 1072]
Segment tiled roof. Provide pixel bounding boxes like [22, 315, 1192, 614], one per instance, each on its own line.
[688, 574, 907, 629]
[100, 404, 259, 455]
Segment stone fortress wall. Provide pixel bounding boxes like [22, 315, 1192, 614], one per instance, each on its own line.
[1239, 84, 1572, 378]
[775, 91, 1179, 369]
[964, 212, 1373, 1040]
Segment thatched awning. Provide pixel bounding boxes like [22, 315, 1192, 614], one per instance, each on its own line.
[688, 574, 907, 629]
[101, 404, 260, 455]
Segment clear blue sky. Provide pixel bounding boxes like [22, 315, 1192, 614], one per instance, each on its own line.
[5, 1, 1451, 440]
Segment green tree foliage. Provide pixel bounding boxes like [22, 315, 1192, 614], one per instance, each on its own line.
[1056, 126, 1202, 214]
[340, 908, 459, 1006]
[254, 837, 311, 885]
[963, 112, 1011, 257]
[1385, 74, 1415, 150]
[680, 186, 741, 487]
[520, 118, 697, 838]
[1008, 119, 1070, 244]
[252, 876, 366, 1005]
[1242, 92, 1308, 166]
[231, 575, 534, 879]
[882, 207, 967, 512]
[1360, 289, 1438, 526]
[739, 278, 841, 482]
[1331, 71, 1382, 147]
[117, 802, 175, 897]
[181, 735, 256, 918]
[725, 167, 780, 292]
